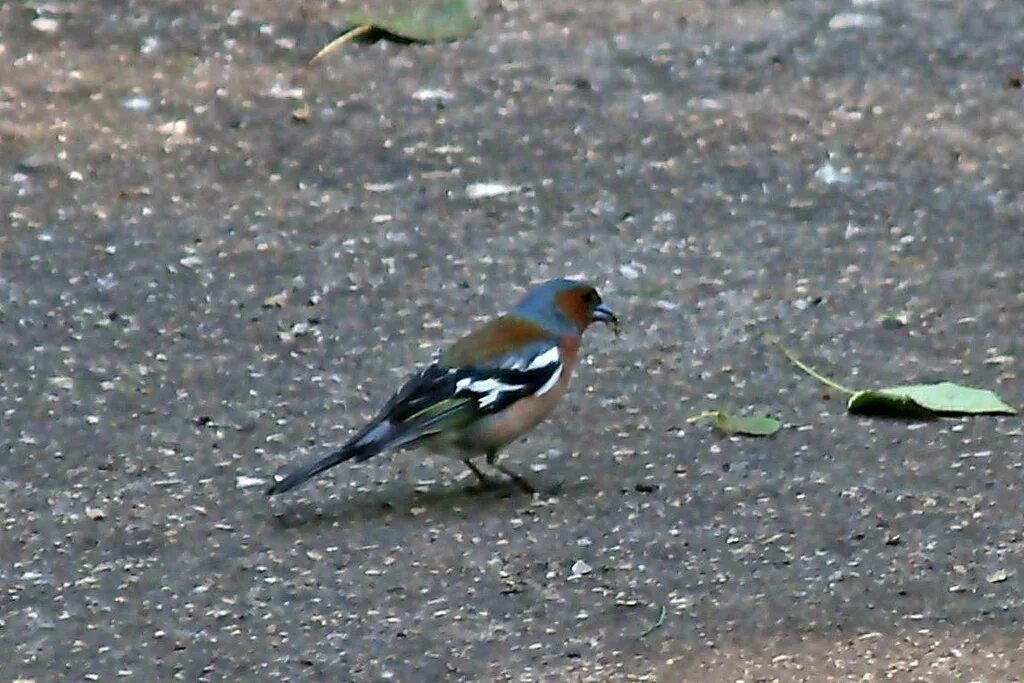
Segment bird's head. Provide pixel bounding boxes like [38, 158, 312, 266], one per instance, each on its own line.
[512, 278, 619, 336]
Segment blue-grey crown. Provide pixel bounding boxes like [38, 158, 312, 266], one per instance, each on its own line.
[511, 278, 593, 335]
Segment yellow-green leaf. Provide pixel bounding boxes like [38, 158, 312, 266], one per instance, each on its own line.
[344, 0, 479, 42]
[714, 412, 782, 436]
[848, 382, 1016, 417]
[689, 410, 781, 436]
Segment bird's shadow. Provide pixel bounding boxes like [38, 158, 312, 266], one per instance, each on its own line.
[268, 476, 593, 530]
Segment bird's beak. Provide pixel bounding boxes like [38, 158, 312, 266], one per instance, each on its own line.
[592, 303, 620, 335]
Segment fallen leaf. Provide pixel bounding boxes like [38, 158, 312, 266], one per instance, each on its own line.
[311, 0, 478, 64]
[687, 410, 782, 437]
[714, 412, 782, 436]
[767, 335, 1017, 420]
[344, 0, 479, 43]
[845, 390, 940, 419]
[848, 382, 1016, 417]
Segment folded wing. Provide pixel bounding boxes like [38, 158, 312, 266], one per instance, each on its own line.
[267, 318, 563, 495]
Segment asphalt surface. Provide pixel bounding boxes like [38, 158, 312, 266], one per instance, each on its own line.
[2, 0, 1024, 680]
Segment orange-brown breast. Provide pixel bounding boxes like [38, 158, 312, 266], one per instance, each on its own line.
[558, 335, 581, 371]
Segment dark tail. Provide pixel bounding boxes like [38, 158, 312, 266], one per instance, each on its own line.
[266, 422, 393, 496]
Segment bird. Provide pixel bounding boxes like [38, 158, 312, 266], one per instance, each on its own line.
[266, 278, 618, 496]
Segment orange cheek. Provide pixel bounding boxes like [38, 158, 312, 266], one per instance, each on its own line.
[556, 290, 591, 329]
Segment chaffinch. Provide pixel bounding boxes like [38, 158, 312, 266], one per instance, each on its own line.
[266, 278, 618, 496]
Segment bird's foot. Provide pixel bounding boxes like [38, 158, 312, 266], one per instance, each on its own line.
[463, 460, 498, 491]
[493, 463, 538, 495]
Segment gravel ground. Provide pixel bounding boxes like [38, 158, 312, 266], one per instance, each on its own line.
[2, 0, 1024, 680]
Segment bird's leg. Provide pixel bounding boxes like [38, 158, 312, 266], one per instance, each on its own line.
[463, 459, 492, 487]
[494, 463, 537, 494]
[487, 450, 537, 494]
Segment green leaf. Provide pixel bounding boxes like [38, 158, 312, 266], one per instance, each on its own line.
[713, 412, 782, 436]
[846, 390, 940, 419]
[847, 382, 1016, 417]
[344, 0, 479, 42]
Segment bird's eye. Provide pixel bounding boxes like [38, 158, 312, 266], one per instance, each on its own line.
[583, 289, 601, 306]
